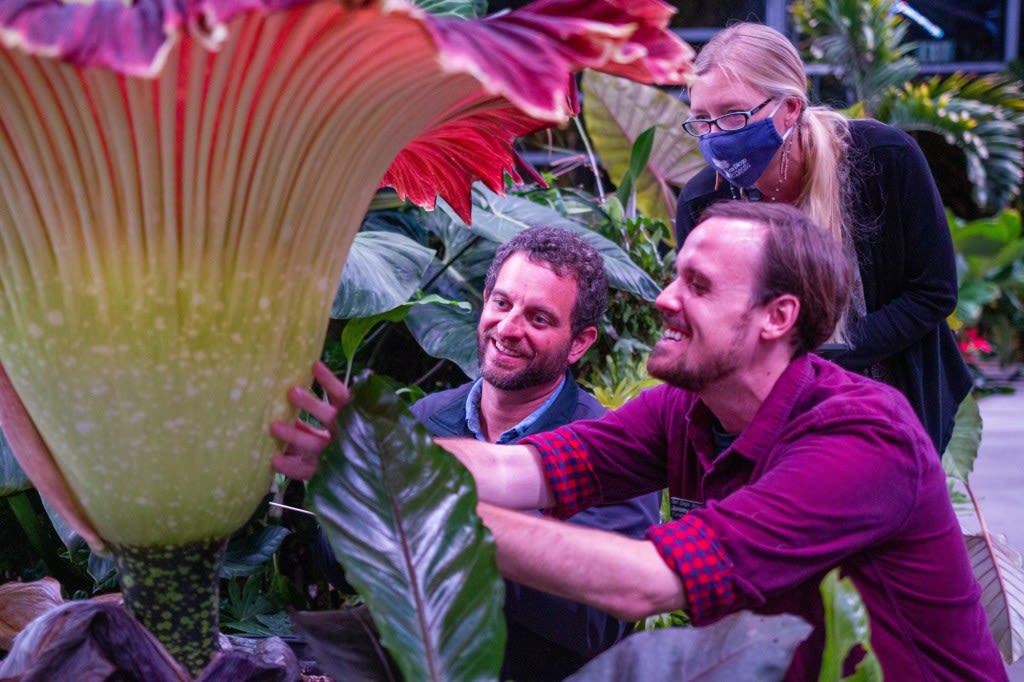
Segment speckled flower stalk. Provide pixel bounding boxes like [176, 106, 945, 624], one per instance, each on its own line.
[0, 0, 692, 672]
[111, 539, 227, 676]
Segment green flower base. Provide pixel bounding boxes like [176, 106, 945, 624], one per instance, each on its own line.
[112, 537, 229, 676]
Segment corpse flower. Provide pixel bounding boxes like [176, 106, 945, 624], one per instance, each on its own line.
[0, 0, 692, 673]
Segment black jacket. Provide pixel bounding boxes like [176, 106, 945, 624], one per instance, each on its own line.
[676, 119, 971, 454]
[412, 375, 661, 681]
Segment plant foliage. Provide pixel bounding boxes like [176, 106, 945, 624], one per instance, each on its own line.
[566, 610, 811, 681]
[943, 396, 1024, 664]
[818, 569, 882, 681]
[580, 70, 704, 223]
[305, 371, 505, 681]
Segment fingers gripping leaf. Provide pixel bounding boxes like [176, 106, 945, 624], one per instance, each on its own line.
[307, 372, 505, 681]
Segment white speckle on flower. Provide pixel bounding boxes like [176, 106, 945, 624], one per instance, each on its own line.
[75, 422, 95, 434]
[251, 450, 262, 460]
[135, 497, 148, 505]
[212, 487, 226, 499]
[317, 278, 329, 292]
[26, 324, 43, 337]
[91, 345, 114, 355]
[205, 440, 217, 448]
[231, 333, 243, 344]
[128, 411, 145, 424]
[154, 316, 166, 330]
[258, 297, 270, 310]
[230, 388, 242, 401]
[46, 311, 64, 325]
[163, 417, 186, 431]
[90, 383, 109, 396]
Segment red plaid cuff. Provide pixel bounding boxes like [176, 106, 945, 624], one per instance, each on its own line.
[520, 426, 601, 519]
[645, 516, 736, 624]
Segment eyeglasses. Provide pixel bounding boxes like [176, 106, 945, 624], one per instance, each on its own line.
[682, 97, 775, 137]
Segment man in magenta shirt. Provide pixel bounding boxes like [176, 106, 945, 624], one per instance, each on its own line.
[274, 201, 1006, 680]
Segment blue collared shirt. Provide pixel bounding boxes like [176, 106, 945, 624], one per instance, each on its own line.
[464, 375, 567, 444]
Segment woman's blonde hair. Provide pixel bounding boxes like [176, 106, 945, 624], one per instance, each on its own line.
[693, 23, 853, 247]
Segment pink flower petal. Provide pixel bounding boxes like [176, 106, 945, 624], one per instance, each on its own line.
[0, 364, 103, 550]
[421, 0, 693, 121]
[0, 0, 316, 77]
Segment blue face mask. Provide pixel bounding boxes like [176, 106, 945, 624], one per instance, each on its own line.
[698, 115, 790, 190]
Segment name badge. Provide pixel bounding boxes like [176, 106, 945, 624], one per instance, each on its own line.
[669, 497, 704, 520]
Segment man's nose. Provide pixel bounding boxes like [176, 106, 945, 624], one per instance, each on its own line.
[495, 311, 525, 337]
[655, 279, 684, 313]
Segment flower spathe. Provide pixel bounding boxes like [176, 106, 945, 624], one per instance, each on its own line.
[0, 0, 691, 668]
[0, 0, 691, 551]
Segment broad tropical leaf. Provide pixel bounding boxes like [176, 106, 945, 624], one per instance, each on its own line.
[942, 395, 982, 484]
[0, 427, 30, 496]
[567, 610, 811, 681]
[818, 569, 882, 681]
[308, 372, 505, 681]
[220, 525, 291, 578]
[405, 302, 480, 379]
[467, 187, 663, 300]
[581, 70, 704, 223]
[332, 231, 437, 319]
[965, 532, 1024, 663]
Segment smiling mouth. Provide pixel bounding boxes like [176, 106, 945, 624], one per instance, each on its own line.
[660, 326, 689, 342]
[493, 339, 530, 359]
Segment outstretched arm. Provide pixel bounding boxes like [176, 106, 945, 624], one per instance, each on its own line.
[435, 437, 555, 510]
[271, 363, 554, 512]
[477, 502, 686, 622]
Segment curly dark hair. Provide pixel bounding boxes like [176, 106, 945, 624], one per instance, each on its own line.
[484, 226, 608, 337]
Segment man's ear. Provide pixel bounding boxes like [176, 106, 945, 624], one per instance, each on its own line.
[761, 294, 799, 341]
[568, 326, 598, 364]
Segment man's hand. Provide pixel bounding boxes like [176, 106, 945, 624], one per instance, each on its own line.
[270, 361, 350, 480]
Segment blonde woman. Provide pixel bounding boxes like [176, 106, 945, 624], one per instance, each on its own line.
[676, 22, 970, 454]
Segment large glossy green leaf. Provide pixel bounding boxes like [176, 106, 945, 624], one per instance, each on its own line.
[581, 70, 704, 224]
[818, 569, 882, 682]
[965, 531, 1024, 663]
[567, 610, 811, 681]
[466, 187, 663, 300]
[307, 372, 505, 682]
[405, 301, 480, 380]
[0, 427, 30, 496]
[332, 231, 437, 319]
[221, 525, 291, 579]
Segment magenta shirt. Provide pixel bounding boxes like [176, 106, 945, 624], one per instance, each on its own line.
[524, 355, 1005, 681]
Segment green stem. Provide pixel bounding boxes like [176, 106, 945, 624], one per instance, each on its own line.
[112, 537, 228, 676]
[6, 490, 48, 559]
